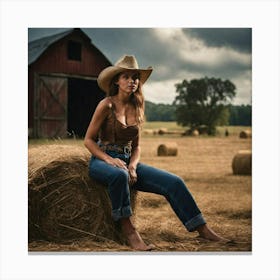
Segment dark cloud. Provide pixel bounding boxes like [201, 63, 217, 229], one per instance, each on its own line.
[28, 28, 69, 42]
[184, 28, 252, 53]
[83, 28, 176, 69]
[84, 28, 251, 82]
[83, 28, 188, 81]
[175, 56, 251, 81]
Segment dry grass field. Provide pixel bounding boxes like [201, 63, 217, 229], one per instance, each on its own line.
[28, 125, 252, 253]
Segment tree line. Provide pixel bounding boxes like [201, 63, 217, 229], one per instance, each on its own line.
[145, 101, 251, 125]
[145, 77, 251, 131]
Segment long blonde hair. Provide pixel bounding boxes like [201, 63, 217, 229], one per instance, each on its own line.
[108, 73, 145, 124]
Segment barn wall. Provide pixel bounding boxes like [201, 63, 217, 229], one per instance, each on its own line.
[29, 32, 111, 77]
[28, 70, 34, 132]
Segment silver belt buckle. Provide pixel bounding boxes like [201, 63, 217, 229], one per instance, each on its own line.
[123, 145, 131, 155]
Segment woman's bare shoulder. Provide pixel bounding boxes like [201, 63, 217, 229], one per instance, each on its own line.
[96, 97, 113, 113]
[98, 97, 113, 109]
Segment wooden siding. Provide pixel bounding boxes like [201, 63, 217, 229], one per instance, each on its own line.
[34, 75, 68, 138]
[29, 32, 111, 77]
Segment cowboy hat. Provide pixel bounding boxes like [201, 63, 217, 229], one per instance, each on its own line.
[97, 55, 153, 93]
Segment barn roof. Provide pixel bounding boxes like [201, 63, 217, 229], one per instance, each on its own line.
[28, 28, 110, 66]
[28, 29, 74, 65]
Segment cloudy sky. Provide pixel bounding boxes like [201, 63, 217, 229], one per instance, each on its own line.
[28, 28, 252, 105]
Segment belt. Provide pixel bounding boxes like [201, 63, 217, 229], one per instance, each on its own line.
[99, 143, 132, 156]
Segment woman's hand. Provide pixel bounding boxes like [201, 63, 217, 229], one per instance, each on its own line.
[105, 157, 128, 171]
[128, 164, 137, 186]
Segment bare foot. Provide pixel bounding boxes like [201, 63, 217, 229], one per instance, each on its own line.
[126, 230, 155, 251]
[120, 217, 155, 251]
[196, 224, 229, 242]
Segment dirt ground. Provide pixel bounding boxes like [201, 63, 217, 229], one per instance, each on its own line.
[29, 132, 252, 252]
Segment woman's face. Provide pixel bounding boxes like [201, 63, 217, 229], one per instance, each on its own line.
[115, 71, 140, 95]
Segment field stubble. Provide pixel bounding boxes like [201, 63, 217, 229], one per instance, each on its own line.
[29, 131, 252, 252]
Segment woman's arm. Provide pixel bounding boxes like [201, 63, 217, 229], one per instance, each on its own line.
[129, 134, 141, 169]
[128, 134, 141, 185]
[84, 98, 128, 170]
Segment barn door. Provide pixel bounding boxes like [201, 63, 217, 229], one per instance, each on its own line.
[67, 77, 104, 138]
[34, 74, 68, 138]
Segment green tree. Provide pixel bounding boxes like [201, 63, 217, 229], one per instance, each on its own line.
[229, 104, 252, 125]
[173, 77, 236, 135]
[145, 101, 176, 121]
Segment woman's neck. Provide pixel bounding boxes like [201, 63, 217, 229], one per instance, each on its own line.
[114, 92, 131, 105]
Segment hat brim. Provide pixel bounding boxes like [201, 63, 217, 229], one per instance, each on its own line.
[97, 66, 153, 94]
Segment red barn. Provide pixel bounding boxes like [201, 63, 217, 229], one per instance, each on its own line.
[28, 28, 111, 138]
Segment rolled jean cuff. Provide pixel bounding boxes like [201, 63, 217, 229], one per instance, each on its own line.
[112, 205, 132, 221]
[184, 213, 206, 232]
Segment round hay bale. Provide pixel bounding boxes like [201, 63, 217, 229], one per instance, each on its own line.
[158, 128, 168, 135]
[181, 129, 190, 136]
[182, 129, 199, 136]
[142, 129, 155, 135]
[157, 142, 178, 156]
[191, 129, 199, 136]
[232, 150, 252, 175]
[28, 144, 137, 243]
[239, 130, 252, 139]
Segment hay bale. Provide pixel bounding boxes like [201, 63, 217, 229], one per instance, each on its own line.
[142, 129, 156, 135]
[239, 130, 252, 139]
[181, 129, 191, 136]
[182, 129, 199, 136]
[158, 128, 168, 135]
[28, 144, 137, 243]
[191, 129, 199, 136]
[157, 142, 178, 156]
[232, 150, 252, 175]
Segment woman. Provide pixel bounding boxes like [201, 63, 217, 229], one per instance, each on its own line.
[84, 55, 227, 251]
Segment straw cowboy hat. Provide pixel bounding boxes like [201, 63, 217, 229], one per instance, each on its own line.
[97, 55, 153, 93]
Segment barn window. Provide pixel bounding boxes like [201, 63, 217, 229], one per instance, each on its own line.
[67, 41, 82, 61]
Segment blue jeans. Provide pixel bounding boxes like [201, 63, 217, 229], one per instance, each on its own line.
[89, 151, 206, 232]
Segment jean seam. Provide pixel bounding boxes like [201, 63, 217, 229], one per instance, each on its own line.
[112, 205, 132, 221]
[184, 213, 206, 232]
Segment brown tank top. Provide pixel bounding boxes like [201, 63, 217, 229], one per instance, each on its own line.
[98, 100, 139, 146]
